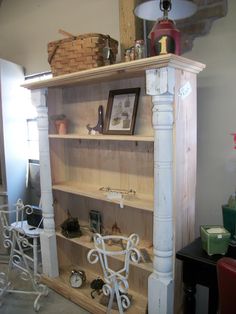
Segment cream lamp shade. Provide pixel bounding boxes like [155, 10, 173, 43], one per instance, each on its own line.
[134, 0, 197, 21]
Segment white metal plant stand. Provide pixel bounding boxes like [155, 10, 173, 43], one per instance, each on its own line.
[0, 200, 48, 311]
[87, 233, 140, 314]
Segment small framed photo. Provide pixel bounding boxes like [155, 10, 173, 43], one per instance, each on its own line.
[103, 88, 140, 135]
[89, 210, 102, 234]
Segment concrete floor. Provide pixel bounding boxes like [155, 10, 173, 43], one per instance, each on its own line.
[0, 262, 90, 314]
[0, 288, 90, 314]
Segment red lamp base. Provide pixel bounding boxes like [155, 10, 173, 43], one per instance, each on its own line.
[150, 18, 181, 56]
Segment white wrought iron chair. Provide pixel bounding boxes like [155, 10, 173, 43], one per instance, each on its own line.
[87, 233, 140, 314]
[0, 199, 48, 311]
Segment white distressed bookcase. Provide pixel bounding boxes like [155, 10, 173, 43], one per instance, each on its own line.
[22, 54, 205, 314]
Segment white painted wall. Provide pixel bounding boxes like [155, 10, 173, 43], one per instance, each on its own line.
[184, 0, 236, 234]
[0, 0, 120, 75]
[183, 1, 236, 312]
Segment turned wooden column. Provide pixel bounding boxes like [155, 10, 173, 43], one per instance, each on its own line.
[146, 67, 175, 314]
[31, 89, 59, 277]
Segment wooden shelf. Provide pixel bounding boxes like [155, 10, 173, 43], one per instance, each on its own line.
[49, 133, 154, 142]
[52, 182, 153, 212]
[24, 54, 205, 313]
[41, 267, 148, 314]
[22, 54, 205, 90]
[56, 231, 153, 273]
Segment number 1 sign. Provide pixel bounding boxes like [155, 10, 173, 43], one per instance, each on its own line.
[150, 18, 181, 56]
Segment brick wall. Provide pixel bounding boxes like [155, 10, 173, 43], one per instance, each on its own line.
[177, 0, 228, 52]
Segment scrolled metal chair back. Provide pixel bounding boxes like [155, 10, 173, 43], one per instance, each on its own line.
[87, 233, 141, 314]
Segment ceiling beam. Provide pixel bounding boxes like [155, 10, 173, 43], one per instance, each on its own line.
[119, 0, 143, 61]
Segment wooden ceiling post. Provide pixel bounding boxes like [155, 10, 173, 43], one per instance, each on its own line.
[119, 0, 143, 61]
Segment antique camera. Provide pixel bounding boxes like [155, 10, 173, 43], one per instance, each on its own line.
[61, 211, 82, 238]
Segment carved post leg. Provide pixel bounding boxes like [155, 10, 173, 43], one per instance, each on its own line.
[31, 89, 59, 277]
[146, 68, 175, 314]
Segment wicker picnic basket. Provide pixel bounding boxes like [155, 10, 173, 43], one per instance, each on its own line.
[48, 30, 119, 76]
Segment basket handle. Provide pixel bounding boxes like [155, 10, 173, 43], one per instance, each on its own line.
[58, 29, 76, 39]
[48, 44, 60, 64]
[48, 29, 77, 64]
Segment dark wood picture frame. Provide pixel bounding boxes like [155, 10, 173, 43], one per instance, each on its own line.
[103, 88, 140, 135]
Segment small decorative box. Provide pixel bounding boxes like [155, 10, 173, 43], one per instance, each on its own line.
[200, 225, 230, 256]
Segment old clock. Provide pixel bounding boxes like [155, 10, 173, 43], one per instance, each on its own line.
[69, 269, 86, 288]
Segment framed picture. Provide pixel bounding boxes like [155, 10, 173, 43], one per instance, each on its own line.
[103, 88, 140, 135]
[89, 210, 102, 234]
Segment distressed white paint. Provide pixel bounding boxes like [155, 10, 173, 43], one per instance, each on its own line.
[22, 56, 205, 312]
[146, 68, 175, 96]
[31, 89, 59, 277]
[146, 68, 175, 314]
